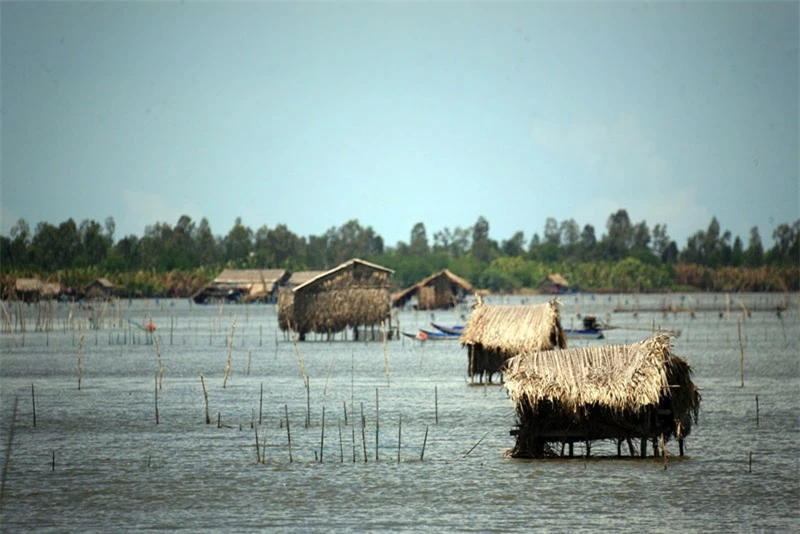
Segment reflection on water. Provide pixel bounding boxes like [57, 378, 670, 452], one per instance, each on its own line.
[1, 293, 798, 531]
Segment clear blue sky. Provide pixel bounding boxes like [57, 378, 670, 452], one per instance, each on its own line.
[2, 1, 798, 250]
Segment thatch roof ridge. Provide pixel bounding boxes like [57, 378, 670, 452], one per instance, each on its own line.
[215, 268, 288, 284]
[293, 258, 393, 292]
[286, 270, 326, 286]
[460, 299, 565, 354]
[504, 333, 698, 416]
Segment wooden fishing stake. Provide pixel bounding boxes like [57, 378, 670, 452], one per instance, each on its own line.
[343, 400, 348, 426]
[154, 373, 160, 424]
[285, 404, 293, 463]
[154, 333, 164, 390]
[397, 415, 402, 463]
[351, 426, 356, 463]
[254, 425, 260, 463]
[375, 388, 380, 462]
[247, 351, 252, 376]
[200, 374, 211, 424]
[755, 395, 759, 426]
[31, 383, 36, 427]
[737, 319, 746, 387]
[361, 402, 368, 462]
[305, 378, 311, 429]
[217, 412, 221, 429]
[52, 451, 55, 471]
[319, 406, 326, 463]
[223, 314, 237, 388]
[749, 451, 753, 473]
[435, 386, 439, 424]
[337, 421, 344, 462]
[420, 426, 429, 461]
[259, 383, 263, 425]
[77, 321, 85, 390]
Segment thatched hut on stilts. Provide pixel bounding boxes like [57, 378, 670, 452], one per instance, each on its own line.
[278, 259, 394, 341]
[503, 333, 701, 459]
[391, 269, 473, 310]
[460, 298, 567, 384]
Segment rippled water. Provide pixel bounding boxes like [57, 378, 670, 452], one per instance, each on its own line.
[1, 293, 798, 532]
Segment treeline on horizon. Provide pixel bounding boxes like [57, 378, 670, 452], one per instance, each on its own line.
[1, 209, 798, 296]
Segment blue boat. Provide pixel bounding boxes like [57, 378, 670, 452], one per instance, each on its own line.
[565, 316, 605, 340]
[403, 329, 461, 341]
[430, 323, 464, 336]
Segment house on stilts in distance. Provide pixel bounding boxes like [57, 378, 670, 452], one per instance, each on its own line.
[192, 269, 290, 304]
[391, 269, 473, 310]
[278, 259, 394, 341]
[459, 298, 567, 384]
[503, 333, 701, 459]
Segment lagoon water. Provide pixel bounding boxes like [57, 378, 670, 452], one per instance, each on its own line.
[1, 293, 798, 532]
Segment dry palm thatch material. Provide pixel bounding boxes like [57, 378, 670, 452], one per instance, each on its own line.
[504, 333, 701, 458]
[279, 259, 393, 338]
[460, 299, 567, 383]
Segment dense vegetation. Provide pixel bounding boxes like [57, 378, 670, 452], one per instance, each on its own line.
[1, 210, 798, 297]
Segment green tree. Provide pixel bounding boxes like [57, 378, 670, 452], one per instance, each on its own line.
[501, 231, 525, 257]
[744, 226, 764, 267]
[470, 216, 495, 262]
[409, 222, 429, 256]
[223, 217, 253, 266]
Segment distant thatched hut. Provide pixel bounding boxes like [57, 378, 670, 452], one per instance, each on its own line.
[13, 278, 43, 302]
[391, 269, 473, 310]
[460, 299, 567, 384]
[84, 278, 115, 300]
[192, 269, 289, 304]
[539, 274, 570, 294]
[279, 259, 393, 341]
[504, 333, 701, 459]
[277, 271, 326, 331]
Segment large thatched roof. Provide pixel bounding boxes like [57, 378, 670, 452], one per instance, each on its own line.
[544, 273, 570, 287]
[460, 299, 567, 355]
[460, 299, 566, 383]
[391, 269, 473, 308]
[293, 259, 393, 292]
[505, 334, 698, 417]
[281, 259, 394, 338]
[503, 333, 701, 458]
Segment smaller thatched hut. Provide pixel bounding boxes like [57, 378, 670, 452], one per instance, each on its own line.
[13, 278, 43, 302]
[391, 269, 473, 310]
[504, 333, 701, 459]
[277, 271, 326, 331]
[279, 259, 393, 341]
[460, 299, 567, 384]
[84, 278, 115, 300]
[539, 274, 570, 294]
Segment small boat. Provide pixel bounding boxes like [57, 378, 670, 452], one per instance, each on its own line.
[402, 329, 461, 341]
[430, 323, 464, 335]
[565, 316, 605, 340]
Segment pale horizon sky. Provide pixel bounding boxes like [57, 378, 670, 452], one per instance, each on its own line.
[2, 1, 798, 250]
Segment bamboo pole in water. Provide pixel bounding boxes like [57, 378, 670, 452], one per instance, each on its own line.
[77, 321, 85, 390]
[154, 333, 164, 390]
[259, 383, 264, 425]
[421, 426, 429, 461]
[31, 383, 36, 428]
[223, 314, 237, 388]
[285, 404, 293, 463]
[361, 402, 367, 463]
[738, 319, 745, 387]
[319, 406, 326, 463]
[155, 373, 160, 424]
[200, 374, 211, 424]
[397, 415, 401, 463]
